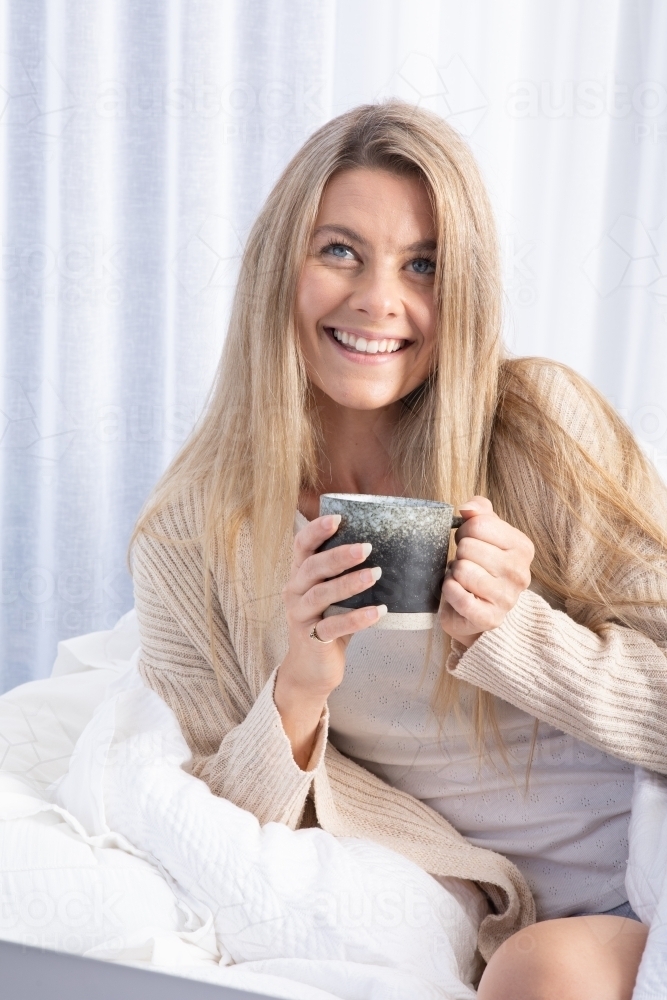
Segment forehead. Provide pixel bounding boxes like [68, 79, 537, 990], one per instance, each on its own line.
[315, 168, 435, 244]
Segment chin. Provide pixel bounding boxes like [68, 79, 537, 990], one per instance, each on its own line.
[322, 386, 406, 410]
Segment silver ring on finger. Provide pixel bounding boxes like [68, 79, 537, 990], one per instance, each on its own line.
[310, 622, 334, 644]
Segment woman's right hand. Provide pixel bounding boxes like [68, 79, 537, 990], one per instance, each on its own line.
[274, 514, 386, 768]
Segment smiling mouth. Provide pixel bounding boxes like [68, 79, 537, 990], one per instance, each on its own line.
[326, 327, 410, 355]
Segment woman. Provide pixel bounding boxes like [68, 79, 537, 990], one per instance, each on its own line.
[130, 102, 666, 998]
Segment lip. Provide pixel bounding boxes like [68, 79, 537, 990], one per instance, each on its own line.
[323, 326, 413, 362]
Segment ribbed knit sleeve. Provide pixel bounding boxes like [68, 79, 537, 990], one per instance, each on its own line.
[448, 587, 667, 772]
[132, 525, 328, 829]
[451, 360, 667, 773]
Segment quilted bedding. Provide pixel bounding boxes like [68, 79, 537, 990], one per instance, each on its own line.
[0, 610, 664, 999]
[0, 612, 483, 999]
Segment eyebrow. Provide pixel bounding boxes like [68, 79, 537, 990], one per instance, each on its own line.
[313, 224, 368, 245]
[312, 224, 437, 256]
[404, 238, 437, 254]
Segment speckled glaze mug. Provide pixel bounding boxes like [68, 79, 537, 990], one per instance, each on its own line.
[318, 493, 463, 630]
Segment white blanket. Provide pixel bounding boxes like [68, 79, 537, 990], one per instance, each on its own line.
[0, 612, 483, 999]
[1, 610, 665, 999]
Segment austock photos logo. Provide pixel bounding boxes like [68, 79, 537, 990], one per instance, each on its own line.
[506, 75, 667, 121]
[0, 377, 77, 464]
[377, 53, 488, 137]
[582, 214, 667, 304]
[0, 376, 197, 463]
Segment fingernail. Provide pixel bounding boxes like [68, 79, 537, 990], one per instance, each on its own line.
[376, 604, 388, 618]
[459, 501, 480, 512]
[360, 565, 382, 586]
[324, 514, 341, 530]
[353, 542, 372, 559]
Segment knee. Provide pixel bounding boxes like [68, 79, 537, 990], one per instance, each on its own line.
[476, 916, 647, 1000]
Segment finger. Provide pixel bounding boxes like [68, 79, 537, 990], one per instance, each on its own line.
[453, 536, 507, 578]
[453, 536, 532, 588]
[312, 604, 388, 642]
[447, 559, 519, 610]
[298, 566, 382, 621]
[438, 596, 475, 634]
[440, 576, 502, 632]
[293, 514, 342, 569]
[456, 511, 530, 553]
[459, 495, 494, 515]
[293, 542, 372, 596]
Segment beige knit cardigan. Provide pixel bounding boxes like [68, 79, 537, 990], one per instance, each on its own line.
[131, 365, 667, 962]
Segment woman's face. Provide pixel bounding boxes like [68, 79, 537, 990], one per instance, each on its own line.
[296, 168, 437, 412]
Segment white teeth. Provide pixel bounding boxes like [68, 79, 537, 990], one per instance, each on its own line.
[331, 329, 404, 354]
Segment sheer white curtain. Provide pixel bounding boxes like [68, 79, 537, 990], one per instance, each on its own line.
[1, 0, 666, 689]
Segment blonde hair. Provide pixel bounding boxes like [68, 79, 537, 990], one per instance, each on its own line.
[130, 101, 667, 748]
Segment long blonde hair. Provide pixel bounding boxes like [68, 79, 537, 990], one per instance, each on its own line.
[130, 101, 667, 743]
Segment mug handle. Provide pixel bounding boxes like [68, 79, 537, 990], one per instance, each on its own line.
[451, 516, 464, 529]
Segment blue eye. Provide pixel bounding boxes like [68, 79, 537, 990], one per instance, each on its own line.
[409, 258, 436, 274]
[324, 242, 355, 259]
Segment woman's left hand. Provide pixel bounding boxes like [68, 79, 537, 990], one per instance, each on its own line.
[439, 496, 535, 648]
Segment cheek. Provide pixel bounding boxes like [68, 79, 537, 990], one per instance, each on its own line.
[296, 264, 348, 331]
[409, 293, 437, 369]
[415, 290, 436, 343]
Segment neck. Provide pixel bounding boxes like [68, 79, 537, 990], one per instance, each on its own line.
[300, 389, 404, 519]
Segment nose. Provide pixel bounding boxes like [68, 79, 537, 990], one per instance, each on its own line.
[346, 261, 403, 321]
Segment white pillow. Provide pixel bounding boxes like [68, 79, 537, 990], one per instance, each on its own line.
[0, 669, 120, 794]
[0, 611, 223, 969]
[0, 609, 140, 795]
[0, 802, 210, 962]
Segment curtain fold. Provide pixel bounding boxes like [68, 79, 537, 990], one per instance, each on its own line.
[2, 0, 666, 689]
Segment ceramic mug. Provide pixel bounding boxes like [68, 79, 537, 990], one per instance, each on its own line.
[318, 493, 464, 630]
